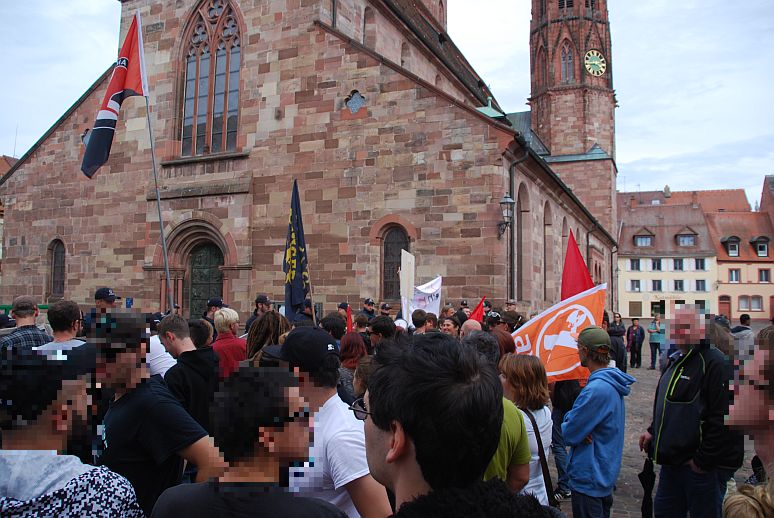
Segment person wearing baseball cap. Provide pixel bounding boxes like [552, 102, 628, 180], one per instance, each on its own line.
[0, 296, 52, 350]
[245, 294, 271, 334]
[379, 302, 392, 318]
[81, 288, 122, 337]
[0, 347, 143, 515]
[359, 298, 376, 319]
[262, 327, 391, 518]
[95, 288, 121, 309]
[337, 302, 350, 320]
[561, 326, 636, 517]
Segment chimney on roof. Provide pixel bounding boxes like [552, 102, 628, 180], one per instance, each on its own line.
[629, 195, 637, 209]
[663, 185, 672, 198]
[691, 191, 699, 209]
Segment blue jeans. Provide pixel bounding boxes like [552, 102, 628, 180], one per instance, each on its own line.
[649, 342, 660, 368]
[571, 491, 613, 518]
[551, 407, 570, 492]
[654, 464, 721, 518]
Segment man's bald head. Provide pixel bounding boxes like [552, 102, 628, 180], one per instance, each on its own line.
[460, 319, 482, 339]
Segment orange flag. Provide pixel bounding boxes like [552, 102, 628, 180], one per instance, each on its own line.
[511, 284, 607, 382]
[469, 296, 486, 323]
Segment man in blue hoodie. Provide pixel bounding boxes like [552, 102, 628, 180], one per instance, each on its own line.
[562, 326, 636, 518]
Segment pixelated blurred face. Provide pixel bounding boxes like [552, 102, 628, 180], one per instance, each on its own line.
[60, 377, 90, 429]
[671, 308, 703, 345]
[338, 308, 348, 319]
[96, 342, 145, 388]
[728, 349, 772, 429]
[273, 387, 313, 461]
[363, 391, 391, 489]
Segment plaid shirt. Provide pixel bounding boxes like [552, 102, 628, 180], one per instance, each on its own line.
[0, 325, 53, 350]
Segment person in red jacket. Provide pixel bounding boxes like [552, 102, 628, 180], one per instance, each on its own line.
[210, 308, 246, 379]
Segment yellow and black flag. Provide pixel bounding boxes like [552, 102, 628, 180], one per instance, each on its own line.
[283, 180, 310, 321]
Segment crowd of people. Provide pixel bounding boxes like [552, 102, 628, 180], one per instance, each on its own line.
[0, 287, 772, 518]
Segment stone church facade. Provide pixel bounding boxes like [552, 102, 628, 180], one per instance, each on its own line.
[0, 0, 618, 318]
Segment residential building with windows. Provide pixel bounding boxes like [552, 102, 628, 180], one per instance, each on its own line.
[705, 181, 774, 322]
[617, 194, 717, 319]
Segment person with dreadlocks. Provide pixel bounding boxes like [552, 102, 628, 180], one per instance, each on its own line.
[246, 310, 292, 362]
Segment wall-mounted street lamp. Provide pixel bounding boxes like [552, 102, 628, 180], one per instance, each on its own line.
[497, 194, 516, 240]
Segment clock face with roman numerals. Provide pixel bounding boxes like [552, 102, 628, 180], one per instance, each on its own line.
[584, 49, 607, 77]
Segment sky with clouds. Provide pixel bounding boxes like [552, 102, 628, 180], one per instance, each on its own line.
[1, 0, 772, 206]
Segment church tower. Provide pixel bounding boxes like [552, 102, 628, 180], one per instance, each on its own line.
[528, 0, 617, 234]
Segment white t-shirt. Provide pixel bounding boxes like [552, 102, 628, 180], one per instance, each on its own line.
[34, 339, 86, 353]
[290, 394, 370, 517]
[519, 405, 553, 506]
[147, 335, 176, 377]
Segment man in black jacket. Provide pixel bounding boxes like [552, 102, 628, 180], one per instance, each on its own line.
[158, 315, 219, 434]
[638, 306, 744, 518]
[358, 333, 545, 518]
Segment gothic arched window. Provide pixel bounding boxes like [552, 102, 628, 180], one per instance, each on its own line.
[182, 0, 241, 156]
[382, 227, 409, 300]
[49, 239, 65, 299]
[561, 42, 575, 84]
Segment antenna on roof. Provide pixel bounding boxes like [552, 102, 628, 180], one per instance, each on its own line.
[12, 123, 18, 158]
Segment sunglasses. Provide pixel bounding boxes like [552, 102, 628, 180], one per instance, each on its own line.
[271, 406, 311, 427]
[348, 397, 372, 421]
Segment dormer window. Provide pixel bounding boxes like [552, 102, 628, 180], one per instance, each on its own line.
[634, 235, 652, 247]
[677, 235, 695, 247]
[722, 236, 741, 257]
[750, 236, 770, 257]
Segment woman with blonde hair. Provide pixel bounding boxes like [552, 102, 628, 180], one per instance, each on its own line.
[499, 353, 553, 505]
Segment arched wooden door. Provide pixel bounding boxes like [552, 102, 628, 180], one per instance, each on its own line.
[187, 243, 224, 318]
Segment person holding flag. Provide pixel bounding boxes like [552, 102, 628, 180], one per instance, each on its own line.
[283, 180, 311, 323]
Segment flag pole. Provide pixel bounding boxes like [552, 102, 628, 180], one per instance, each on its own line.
[144, 95, 175, 312]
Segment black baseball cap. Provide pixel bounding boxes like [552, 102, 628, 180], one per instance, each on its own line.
[206, 297, 227, 308]
[338, 302, 349, 310]
[364, 298, 375, 305]
[94, 287, 121, 302]
[262, 327, 340, 374]
[255, 294, 270, 305]
[460, 300, 469, 308]
[380, 303, 391, 310]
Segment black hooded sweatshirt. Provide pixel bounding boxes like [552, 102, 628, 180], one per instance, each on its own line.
[393, 479, 548, 518]
[163, 348, 220, 434]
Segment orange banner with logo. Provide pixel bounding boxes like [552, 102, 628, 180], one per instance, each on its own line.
[511, 284, 607, 382]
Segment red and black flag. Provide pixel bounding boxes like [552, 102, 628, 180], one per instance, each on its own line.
[81, 11, 148, 178]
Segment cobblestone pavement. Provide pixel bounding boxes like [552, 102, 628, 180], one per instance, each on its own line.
[549, 346, 757, 518]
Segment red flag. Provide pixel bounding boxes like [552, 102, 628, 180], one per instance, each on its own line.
[469, 296, 486, 323]
[561, 230, 594, 300]
[346, 305, 353, 333]
[81, 11, 149, 178]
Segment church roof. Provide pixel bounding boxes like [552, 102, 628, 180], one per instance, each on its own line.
[504, 111, 549, 155]
[381, 0, 503, 111]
